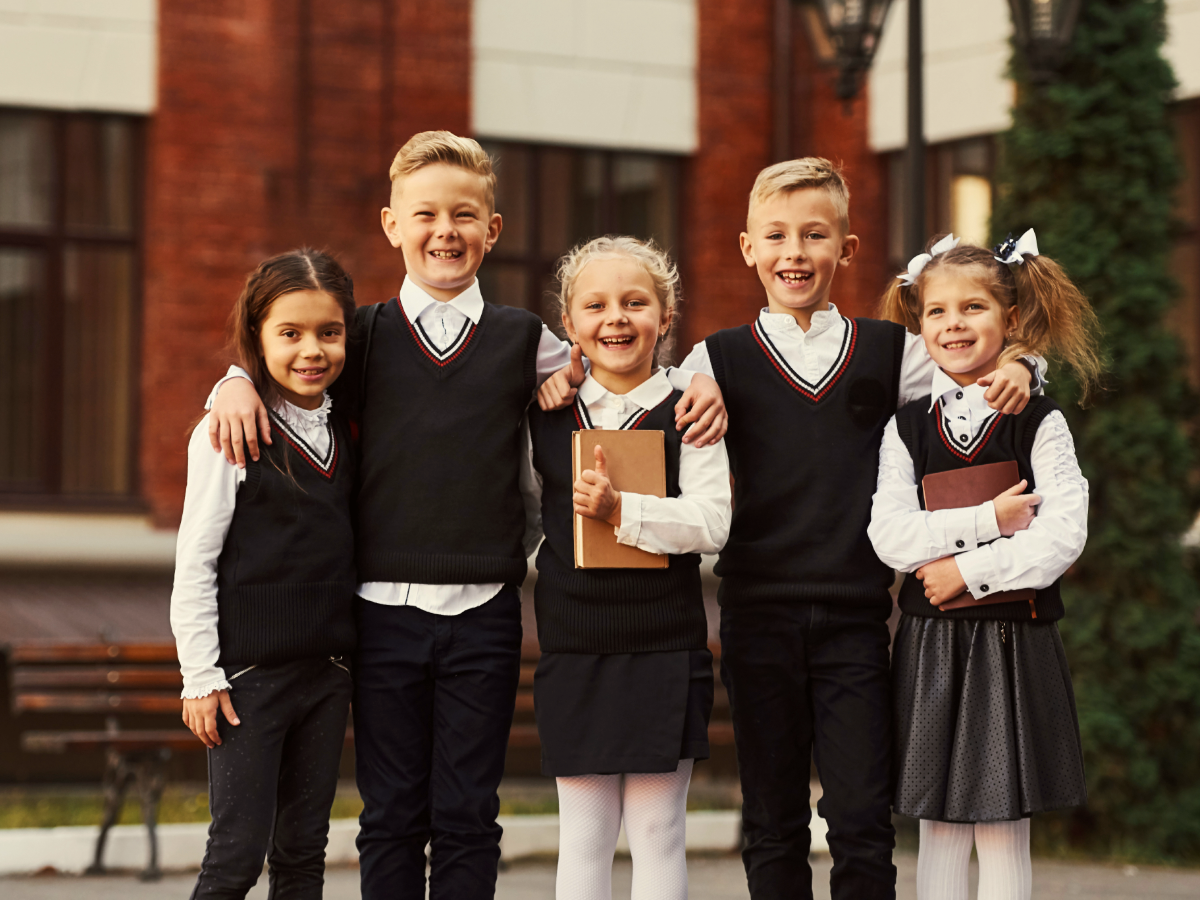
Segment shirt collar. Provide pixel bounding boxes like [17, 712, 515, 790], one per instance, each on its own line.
[398, 276, 485, 325]
[577, 369, 674, 414]
[274, 391, 332, 427]
[757, 302, 843, 338]
[928, 368, 989, 412]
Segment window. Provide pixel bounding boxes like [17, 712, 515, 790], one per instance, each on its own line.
[477, 141, 682, 327]
[0, 110, 142, 504]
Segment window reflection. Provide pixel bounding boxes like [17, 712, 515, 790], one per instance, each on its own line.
[0, 248, 48, 489]
[0, 113, 53, 230]
[65, 117, 136, 235]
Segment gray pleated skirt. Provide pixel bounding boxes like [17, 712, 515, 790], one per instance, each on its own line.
[892, 614, 1087, 823]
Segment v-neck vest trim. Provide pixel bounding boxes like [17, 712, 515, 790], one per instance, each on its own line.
[400, 297, 479, 368]
[935, 398, 1002, 463]
[752, 316, 856, 402]
[572, 394, 669, 431]
[268, 408, 338, 479]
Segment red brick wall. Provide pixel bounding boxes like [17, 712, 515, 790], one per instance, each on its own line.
[679, 1, 890, 351]
[141, 0, 470, 526]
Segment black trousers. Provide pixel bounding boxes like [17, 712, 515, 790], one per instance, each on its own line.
[190, 658, 352, 900]
[354, 586, 523, 900]
[720, 600, 896, 900]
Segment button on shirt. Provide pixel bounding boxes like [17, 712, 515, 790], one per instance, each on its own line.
[868, 368, 1089, 598]
[522, 371, 732, 557]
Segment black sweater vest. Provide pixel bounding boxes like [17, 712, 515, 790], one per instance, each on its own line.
[707, 317, 907, 609]
[894, 394, 1064, 621]
[355, 298, 542, 585]
[528, 392, 708, 654]
[215, 409, 357, 671]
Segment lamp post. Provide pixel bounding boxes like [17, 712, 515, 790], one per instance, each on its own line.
[1006, 0, 1083, 82]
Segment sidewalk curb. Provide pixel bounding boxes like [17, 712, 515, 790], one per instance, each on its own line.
[0, 809, 828, 875]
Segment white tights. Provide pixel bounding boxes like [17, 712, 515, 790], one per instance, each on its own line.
[555, 758, 693, 900]
[916, 818, 1032, 900]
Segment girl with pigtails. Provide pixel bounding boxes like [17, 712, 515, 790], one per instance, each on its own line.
[868, 231, 1104, 900]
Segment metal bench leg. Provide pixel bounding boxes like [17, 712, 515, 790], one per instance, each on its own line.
[134, 750, 169, 882]
[87, 747, 133, 875]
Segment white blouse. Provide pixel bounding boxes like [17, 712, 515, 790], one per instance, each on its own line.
[170, 394, 335, 699]
[523, 370, 732, 557]
[867, 369, 1089, 597]
[677, 303, 1047, 407]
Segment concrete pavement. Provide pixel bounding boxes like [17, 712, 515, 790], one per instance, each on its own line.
[6, 853, 1200, 899]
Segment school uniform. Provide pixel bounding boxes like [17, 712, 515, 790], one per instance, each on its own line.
[525, 371, 731, 776]
[171, 395, 356, 900]
[868, 370, 1088, 824]
[680, 305, 1044, 900]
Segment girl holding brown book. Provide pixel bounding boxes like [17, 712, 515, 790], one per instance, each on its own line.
[868, 231, 1104, 900]
[524, 236, 732, 900]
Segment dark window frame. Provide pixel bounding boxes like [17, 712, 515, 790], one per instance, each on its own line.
[477, 139, 684, 329]
[0, 107, 145, 511]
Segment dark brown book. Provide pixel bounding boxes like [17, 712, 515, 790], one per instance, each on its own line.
[921, 460, 1037, 615]
[572, 430, 669, 569]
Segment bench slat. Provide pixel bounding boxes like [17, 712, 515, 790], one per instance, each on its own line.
[13, 667, 183, 689]
[21, 727, 357, 754]
[16, 692, 183, 714]
[9, 643, 178, 664]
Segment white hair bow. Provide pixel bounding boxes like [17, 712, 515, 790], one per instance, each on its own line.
[898, 233, 961, 286]
[993, 229, 1039, 265]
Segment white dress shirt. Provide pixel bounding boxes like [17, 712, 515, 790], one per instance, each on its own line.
[677, 303, 1047, 408]
[868, 368, 1089, 597]
[523, 370, 732, 556]
[171, 395, 335, 699]
[207, 276, 700, 617]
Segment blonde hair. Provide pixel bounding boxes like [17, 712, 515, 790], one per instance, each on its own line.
[387, 130, 496, 211]
[554, 236, 682, 362]
[879, 236, 1105, 403]
[747, 157, 850, 231]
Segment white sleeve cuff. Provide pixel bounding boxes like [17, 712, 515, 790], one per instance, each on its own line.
[975, 501, 1002, 544]
[204, 365, 253, 410]
[955, 546, 998, 598]
[664, 366, 697, 392]
[616, 492, 644, 546]
[941, 506, 980, 553]
[180, 676, 232, 700]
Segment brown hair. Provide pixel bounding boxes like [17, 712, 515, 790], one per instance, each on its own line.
[747, 157, 850, 231]
[553, 235, 683, 364]
[227, 248, 357, 412]
[388, 130, 497, 211]
[879, 236, 1104, 402]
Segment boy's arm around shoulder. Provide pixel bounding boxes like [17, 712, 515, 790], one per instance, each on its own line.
[206, 367, 270, 468]
[897, 330, 1046, 414]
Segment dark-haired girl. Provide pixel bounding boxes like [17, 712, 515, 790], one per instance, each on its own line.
[870, 231, 1103, 900]
[171, 248, 358, 899]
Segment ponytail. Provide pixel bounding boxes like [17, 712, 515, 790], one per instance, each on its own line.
[879, 276, 921, 335]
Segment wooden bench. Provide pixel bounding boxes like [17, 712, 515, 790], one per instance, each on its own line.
[509, 639, 736, 749]
[9, 641, 200, 881]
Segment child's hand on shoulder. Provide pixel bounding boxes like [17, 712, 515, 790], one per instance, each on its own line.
[915, 556, 967, 606]
[992, 480, 1041, 536]
[208, 378, 271, 468]
[978, 361, 1032, 415]
[538, 344, 587, 412]
[675, 374, 727, 448]
[183, 690, 240, 749]
[573, 446, 622, 526]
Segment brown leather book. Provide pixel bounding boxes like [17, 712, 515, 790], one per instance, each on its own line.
[572, 430, 669, 569]
[921, 460, 1037, 615]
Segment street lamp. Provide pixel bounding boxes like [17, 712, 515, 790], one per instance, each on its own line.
[1006, 0, 1083, 81]
[801, 0, 896, 100]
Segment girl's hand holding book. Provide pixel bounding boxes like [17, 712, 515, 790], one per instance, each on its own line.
[183, 690, 240, 749]
[993, 480, 1041, 536]
[915, 557, 968, 606]
[207, 377, 272, 467]
[573, 446, 623, 527]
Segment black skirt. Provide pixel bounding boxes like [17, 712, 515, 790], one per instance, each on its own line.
[892, 614, 1087, 823]
[534, 648, 713, 777]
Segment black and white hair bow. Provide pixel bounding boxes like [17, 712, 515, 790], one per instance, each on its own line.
[898, 233, 960, 286]
[993, 229, 1039, 265]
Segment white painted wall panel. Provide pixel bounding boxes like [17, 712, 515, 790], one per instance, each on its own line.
[871, 0, 1200, 153]
[0, 0, 155, 113]
[472, 0, 696, 152]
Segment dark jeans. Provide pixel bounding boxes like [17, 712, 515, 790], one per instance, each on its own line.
[354, 586, 523, 900]
[190, 658, 352, 900]
[720, 600, 896, 900]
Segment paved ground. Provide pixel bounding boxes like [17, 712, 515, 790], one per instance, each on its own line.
[5, 853, 1200, 899]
